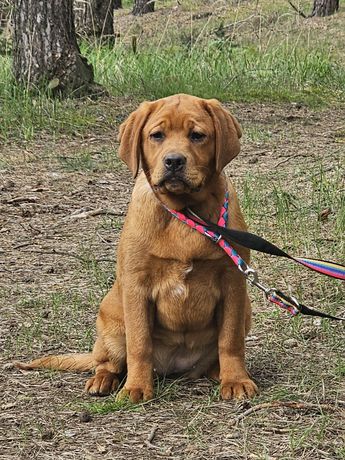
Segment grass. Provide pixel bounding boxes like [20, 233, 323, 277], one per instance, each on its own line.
[58, 147, 124, 172]
[1, 2, 344, 458]
[4, 290, 97, 358]
[1, 1, 345, 142]
[86, 42, 345, 105]
[240, 161, 345, 333]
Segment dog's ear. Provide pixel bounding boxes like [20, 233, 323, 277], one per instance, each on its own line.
[118, 101, 153, 178]
[204, 99, 242, 173]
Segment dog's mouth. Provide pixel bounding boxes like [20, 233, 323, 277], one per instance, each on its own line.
[154, 173, 200, 195]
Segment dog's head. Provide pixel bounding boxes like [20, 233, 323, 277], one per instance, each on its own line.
[118, 94, 242, 196]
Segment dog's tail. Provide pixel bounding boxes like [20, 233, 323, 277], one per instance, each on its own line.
[14, 353, 95, 372]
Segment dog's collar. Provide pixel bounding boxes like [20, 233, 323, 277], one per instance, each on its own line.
[163, 191, 345, 321]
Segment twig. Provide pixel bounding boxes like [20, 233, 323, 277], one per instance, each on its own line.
[6, 196, 38, 204]
[67, 208, 123, 220]
[13, 241, 34, 249]
[274, 157, 293, 167]
[274, 154, 308, 167]
[229, 401, 340, 426]
[287, 1, 307, 18]
[144, 424, 159, 449]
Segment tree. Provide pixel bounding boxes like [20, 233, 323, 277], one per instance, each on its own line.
[0, 0, 11, 32]
[288, 0, 339, 17]
[13, 0, 100, 96]
[132, 0, 154, 16]
[74, 0, 115, 39]
[311, 0, 339, 16]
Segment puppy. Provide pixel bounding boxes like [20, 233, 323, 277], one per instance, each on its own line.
[16, 94, 258, 402]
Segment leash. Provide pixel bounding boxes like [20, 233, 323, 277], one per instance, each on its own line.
[164, 192, 345, 321]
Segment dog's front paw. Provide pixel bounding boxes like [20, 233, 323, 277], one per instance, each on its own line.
[116, 383, 154, 403]
[220, 378, 258, 400]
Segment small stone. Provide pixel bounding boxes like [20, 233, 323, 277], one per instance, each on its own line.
[283, 338, 298, 348]
[318, 207, 332, 221]
[45, 266, 55, 274]
[41, 430, 54, 441]
[79, 411, 92, 423]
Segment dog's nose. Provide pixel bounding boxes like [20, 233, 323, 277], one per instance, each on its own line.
[163, 154, 186, 172]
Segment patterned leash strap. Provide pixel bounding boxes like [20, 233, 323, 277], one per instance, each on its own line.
[164, 192, 345, 321]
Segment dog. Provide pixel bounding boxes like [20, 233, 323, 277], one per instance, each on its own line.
[16, 94, 258, 402]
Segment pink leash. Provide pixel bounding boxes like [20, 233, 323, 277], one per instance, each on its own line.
[163, 192, 344, 321]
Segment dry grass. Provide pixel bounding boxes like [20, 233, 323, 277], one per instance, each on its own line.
[1, 1, 345, 458]
[1, 101, 344, 459]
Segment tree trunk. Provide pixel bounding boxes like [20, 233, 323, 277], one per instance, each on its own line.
[13, 0, 100, 96]
[132, 0, 154, 16]
[74, 0, 115, 38]
[311, 0, 339, 16]
[114, 0, 122, 9]
[0, 0, 11, 31]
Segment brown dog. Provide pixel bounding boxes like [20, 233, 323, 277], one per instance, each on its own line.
[16, 94, 258, 401]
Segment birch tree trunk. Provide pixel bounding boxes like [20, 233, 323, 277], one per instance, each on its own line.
[311, 0, 339, 16]
[13, 0, 100, 96]
[74, 0, 115, 38]
[132, 0, 154, 16]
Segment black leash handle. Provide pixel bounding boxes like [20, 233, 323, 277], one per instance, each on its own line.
[184, 211, 345, 321]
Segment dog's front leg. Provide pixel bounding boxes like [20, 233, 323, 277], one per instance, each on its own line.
[116, 287, 154, 403]
[218, 270, 258, 400]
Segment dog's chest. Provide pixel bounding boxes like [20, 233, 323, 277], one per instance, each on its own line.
[150, 257, 225, 331]
[151, 217, 224, 261]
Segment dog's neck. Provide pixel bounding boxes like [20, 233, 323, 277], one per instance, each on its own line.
[152, 173, 227, 220]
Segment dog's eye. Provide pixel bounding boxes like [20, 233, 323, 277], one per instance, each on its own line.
[190, 131, 206, 142]
[150, 131, 164, 141]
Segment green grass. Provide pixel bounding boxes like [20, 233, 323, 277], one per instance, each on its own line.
[1, 3, 345, 142]
[0, 60, 99, 141]
[58, 148, 123, 172]
[77, 377, 183, 414]
[5, 291, 97, 358]
[85, 41, 345, 105]
[239, 160, 345, 356]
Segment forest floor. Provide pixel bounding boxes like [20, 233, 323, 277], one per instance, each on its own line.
[1, 100, 344, 460]
[1, 1, 345, 459]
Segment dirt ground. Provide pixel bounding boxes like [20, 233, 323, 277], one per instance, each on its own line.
[0, 100, 344, 459]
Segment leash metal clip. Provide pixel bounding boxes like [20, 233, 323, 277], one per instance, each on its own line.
[242, 267, 271, 295]
[243, 267, 301, 309]
[204, 230, 222, 244]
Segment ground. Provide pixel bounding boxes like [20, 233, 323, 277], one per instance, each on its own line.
[1, 0, 345, 459]
[1, 100, 344, 459]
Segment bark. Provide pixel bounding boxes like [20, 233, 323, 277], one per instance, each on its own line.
[132, 0, 154, 16]
[311, 0, 339, 16]
[12, 0, 101, 96]
[0, 0, 11, 31]
[74, 0, 115, 38]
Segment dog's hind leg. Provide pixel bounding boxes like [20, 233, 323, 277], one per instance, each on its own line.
[85, 285, 127, 396]
[85, 335, 126, 396]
